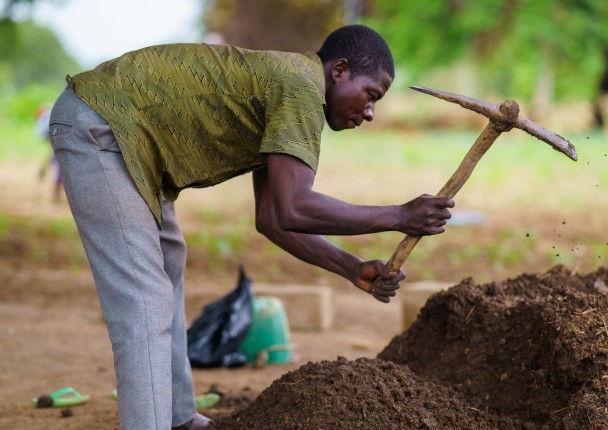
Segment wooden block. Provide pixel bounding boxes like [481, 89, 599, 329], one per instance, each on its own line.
[187, 284, 334, 332]
[401, 281, 454, 330]
[254, 284, 333, 332]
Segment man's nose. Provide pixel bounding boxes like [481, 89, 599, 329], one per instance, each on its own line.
[363, 104, 375, 121]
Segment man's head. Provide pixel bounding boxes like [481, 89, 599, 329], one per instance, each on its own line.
[318, 25, 394, 131]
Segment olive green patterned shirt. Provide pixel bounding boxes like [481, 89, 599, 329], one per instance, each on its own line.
[66, 43, 326, 225]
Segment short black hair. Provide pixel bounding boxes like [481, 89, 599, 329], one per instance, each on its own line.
[317, 25, 394, 80]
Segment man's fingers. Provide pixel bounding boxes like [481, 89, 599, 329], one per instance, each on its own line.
[374, 263, 406, 283]
[432, 196, 455, 209]
[446, 198, 456, 208]
[423, 194, 455, 208]
[374, 282, 400, 292]
[373, 276, 401, 291]
[365, 261, 406, 303]
[372, 286, 397, 297]
[371, 279, 400, 302]
[371, 278, 399, 305]
[372, 292, 391, 303]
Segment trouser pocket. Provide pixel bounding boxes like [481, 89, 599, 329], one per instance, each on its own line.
[49, 119, 73, 139]
[87, 124, 121, 153]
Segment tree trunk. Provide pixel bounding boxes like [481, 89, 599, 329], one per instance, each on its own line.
[592, 47, 608, 129]
[529, 54, 554, 123]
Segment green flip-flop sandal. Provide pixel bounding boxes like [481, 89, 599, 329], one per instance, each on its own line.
[195, 393, 221, 410]
[32, 387, 90, 408]
[110, 389, 219, 409]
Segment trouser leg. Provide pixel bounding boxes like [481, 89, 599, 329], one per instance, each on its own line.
[50, 88, 185, 429]
[159, 200, 197, 426]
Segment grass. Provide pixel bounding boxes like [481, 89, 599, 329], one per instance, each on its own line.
[318, 127, 606, 209]
[301, 126, 607, 282]
[1, 118, 606, 284]
[0, 118, 49, 161]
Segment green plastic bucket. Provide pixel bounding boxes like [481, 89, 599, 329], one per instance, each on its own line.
[240, 297, 292, 364]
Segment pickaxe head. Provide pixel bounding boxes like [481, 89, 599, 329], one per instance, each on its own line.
[411, 85, 578, 161]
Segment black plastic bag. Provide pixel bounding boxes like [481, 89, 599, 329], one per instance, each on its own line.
[187, 266, 253, 368]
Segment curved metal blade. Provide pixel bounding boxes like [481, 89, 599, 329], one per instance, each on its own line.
[410, 85, 578, 161]
[410, 85, 501, 119]
[514, 116, 578, 161]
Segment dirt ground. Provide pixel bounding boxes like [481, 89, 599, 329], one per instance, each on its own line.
[217, 266, 608, 430]
[0, 162, 411, 430]
[0, 262, 407, 430]
[1, 159, 606, 429]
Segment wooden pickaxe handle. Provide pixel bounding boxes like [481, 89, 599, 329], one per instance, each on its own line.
[385, 100, 520, 274]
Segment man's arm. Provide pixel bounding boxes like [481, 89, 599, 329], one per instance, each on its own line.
[253, 163, 403, 302]
[262, 153, 454, 236]
[252, 154, 453, 301]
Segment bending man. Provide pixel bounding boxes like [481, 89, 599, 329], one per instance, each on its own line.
[49, 25, 454, 430]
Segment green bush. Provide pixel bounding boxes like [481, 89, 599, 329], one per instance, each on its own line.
[2, 83, 62, 124]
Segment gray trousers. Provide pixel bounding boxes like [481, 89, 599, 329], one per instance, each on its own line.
[49, 88, 196, 429]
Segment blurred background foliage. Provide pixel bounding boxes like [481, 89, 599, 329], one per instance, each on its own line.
[366, 0, 608, 123]
[1, 0, 608, 128]
[1, 0, 605, 283]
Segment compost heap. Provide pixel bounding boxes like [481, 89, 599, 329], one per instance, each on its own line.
[214, 265, 608, 430]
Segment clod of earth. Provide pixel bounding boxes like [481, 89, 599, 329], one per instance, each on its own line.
[35, 395, 54, 408]
[212, 265, 608, 430]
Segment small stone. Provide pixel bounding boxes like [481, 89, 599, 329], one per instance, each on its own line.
[36, 395, 53, 408]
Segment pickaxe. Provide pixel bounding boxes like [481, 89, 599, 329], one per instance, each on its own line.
[376, 86, 578, 297]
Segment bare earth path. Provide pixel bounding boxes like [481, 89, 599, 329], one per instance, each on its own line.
[1, 157, 606, 429]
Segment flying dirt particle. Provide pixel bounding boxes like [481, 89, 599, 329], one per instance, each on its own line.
[61, 408, 73, 418]
[526, 233, 530, 238]
[562, 220, 566, 225]
[556, 254, 560, 257]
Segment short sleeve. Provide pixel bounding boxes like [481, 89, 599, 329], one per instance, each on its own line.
[259, 72, 325, 172]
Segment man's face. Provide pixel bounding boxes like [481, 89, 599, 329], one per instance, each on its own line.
[324, 64, 392, 131]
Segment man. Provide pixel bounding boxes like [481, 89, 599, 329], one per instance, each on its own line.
[49, 25, 454, 430]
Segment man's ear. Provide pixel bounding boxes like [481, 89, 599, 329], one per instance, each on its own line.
[331, 58, 349, 82]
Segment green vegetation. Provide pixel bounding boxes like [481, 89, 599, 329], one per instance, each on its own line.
[0, 82, 61, 160]
[0, 8, 80, 162]
[0, 19, 80, 89]
[185, 211, 253, 263]
[316, 128, 608, 281]
[0, 1, 605, 284]
[1, 126, 605, 283]
[367, 0, 608, 102]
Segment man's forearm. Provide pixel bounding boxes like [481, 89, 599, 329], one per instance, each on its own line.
[265, 154, 452, 238]
[275, 190, 402, 235]
[260, 223, 363, 284]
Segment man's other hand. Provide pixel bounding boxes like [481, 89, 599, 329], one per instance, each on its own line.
[355, 260, 405, 303]
[400, 194, 455, 236]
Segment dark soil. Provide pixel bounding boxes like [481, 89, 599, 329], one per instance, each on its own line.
[213, 265, 608, 430]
